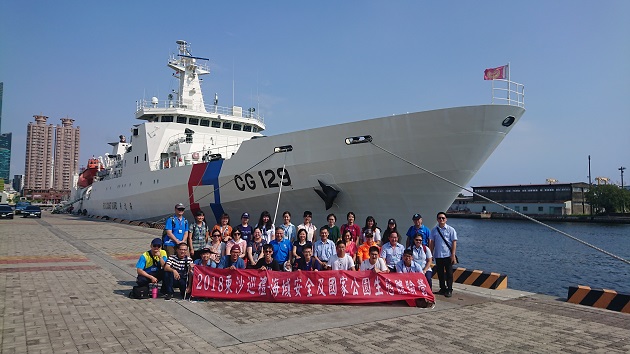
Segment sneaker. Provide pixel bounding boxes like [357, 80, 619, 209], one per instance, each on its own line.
[164, 293, 173, 301]
[445, 290, 452, 298]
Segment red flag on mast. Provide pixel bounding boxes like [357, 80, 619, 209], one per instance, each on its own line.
[484, 65, 507, 80]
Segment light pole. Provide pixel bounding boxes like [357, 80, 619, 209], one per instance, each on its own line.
[620, 166, 627, 214]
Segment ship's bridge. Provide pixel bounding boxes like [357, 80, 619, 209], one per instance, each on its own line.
[135, 101, 265, 133]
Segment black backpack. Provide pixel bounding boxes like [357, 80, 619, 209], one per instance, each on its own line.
[130, 285, 150, 299]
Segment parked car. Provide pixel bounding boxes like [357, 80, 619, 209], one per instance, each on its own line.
[15, 201, 31, 214]
[22, 205, 42, 218]
[0, 205, 14, 219]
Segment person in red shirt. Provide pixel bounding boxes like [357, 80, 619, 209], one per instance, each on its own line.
[340, 211, 361, 243]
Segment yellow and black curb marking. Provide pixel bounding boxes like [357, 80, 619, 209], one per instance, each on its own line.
[567, 285, 630, 313]
[433, 267, 507, 289]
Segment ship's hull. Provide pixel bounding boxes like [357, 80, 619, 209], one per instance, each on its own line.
[79, 104, 524, 231]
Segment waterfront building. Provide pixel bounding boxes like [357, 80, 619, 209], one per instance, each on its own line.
[467, 182, 590, 215]
[52, 118, 80, 191]
[24, 115, 55, 190]
[23, 115, 80, 203]
[12, 174, 23, 194]
[0, 82, 11, 183]
[0, 133, 11, 183]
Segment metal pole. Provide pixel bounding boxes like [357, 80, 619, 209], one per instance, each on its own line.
[588, 155, 592, 217]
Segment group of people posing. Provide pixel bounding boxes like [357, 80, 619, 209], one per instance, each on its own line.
[135, 203, 458, 300]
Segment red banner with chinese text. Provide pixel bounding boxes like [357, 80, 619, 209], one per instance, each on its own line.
[191, 268, 434, 306]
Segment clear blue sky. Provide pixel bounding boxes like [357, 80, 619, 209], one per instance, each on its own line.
[1, 1, 629, 187]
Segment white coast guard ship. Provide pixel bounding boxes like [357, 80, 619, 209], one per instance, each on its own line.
[72, 40, 525, 227]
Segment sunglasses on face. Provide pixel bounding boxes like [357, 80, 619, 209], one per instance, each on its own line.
[152, 244, 161, 248]
[415, 239, 422, 242]
[212, 234, 220, 237]
[234, 232, 241, 236]
[438, 217, 446, 220]
[176, 208, 185, 211]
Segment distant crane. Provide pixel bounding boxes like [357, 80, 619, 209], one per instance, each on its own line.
[595, 177, 610, 185]
[546, 178, 558, 184]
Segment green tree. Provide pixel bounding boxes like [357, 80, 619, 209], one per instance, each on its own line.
[585, 184, 630, 214]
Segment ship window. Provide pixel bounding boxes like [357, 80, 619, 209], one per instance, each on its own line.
[161, 115, 174, 122]
[177, 116, 187, 124]
[211, 121, 221, 128]
[538, 207, 543, 212]
[133, 128, 139, 136]
[243, 125, 252, 132]
[222, 122, 232, 129]
[188, 118, 199, 125]
[252, 127, 258, 133]
[200, 119, 210, 127]
[232, 124, 242, 131]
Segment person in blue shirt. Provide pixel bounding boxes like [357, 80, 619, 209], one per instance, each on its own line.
[269, 227, 292, 270]
[194, 247, 217, 268]
[313, 226, 336, 270]
[429, 212, 458, 298]
[218, 247, 246, 269]
[136, 238, 168, 288]
[380, 231, 405, 272]
[406, 213, 431, 248]
[396, 249, 424, 273]
[163, 203, 190, 256]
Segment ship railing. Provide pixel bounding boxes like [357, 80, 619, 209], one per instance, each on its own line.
[136, 99, 264, 124]
[155, 134, 244, 170]
[491, 79, 525, 108]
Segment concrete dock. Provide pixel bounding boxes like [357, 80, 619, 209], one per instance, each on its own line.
[1, 214, 629, 353]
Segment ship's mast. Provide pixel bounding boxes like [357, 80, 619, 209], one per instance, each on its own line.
[167, 40, 210, 112]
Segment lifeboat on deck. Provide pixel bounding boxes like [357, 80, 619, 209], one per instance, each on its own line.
[77, 158, 103, 188]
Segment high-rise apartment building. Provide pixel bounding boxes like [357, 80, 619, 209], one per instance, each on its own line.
[12, 174, 23, 193]
[0, 82, 12, 182]
[24, 115, 54, 190]
[53, 118, 80, 190]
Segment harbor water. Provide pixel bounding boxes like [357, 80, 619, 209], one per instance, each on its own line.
[451, 218, 630, 298]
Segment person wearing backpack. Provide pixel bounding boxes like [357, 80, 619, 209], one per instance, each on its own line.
[188, 210, 209, 260]
[163, 203, 190, 257]
[409, 233, 434, 291]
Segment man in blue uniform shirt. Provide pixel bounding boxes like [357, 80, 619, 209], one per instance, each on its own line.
[163, 203, 190, 256]
[406, 213, 431, 248]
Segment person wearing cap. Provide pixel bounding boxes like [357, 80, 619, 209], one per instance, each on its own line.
[193, 247, 217, 268]
[380, 231, 405, 273]
[163, 203, 190, 257]
[235, 212, 253, 243]
[135, 238, 168, 288]
[429, 212, 458, 298]
[382, 218, 399, 242]
[406, 213, 431, 248]
[218, 246, 246, 269]
[297, 211, 317, 242]
[188, 210, 209, 260]
[357, 230, 380, 262]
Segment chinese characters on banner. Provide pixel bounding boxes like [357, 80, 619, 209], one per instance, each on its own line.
[191, 267, 435, 306]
